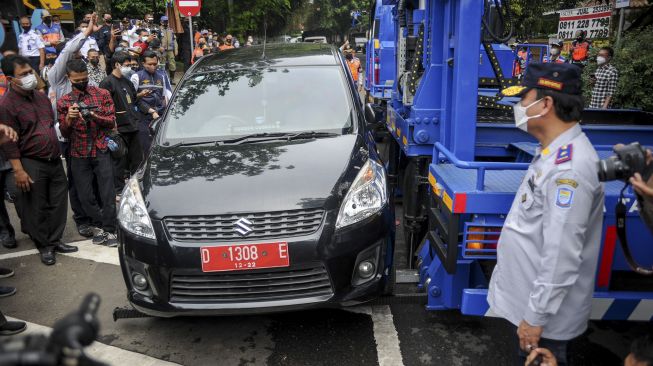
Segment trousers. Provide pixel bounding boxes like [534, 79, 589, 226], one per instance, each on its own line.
[71, 151, 116, 233]
[14, 158, 68, 251]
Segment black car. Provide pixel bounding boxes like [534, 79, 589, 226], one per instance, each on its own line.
[117, 43, 394, 316]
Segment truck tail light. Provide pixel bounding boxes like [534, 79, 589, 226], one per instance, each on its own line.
[463, 225, 501, 258]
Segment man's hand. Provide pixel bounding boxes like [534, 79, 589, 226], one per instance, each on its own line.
[517, 320, 543, 352]
[39, 62, 45, 71]
[0, 125, 18, 146]
[525, 348, 557, 366]
[630, 172, 653, 198]
[137, 89, 152, 98]
[14, 169, 34, 193]
[152, 112, 160, 120]
[66, 103, 81, 121]
[84, 13, 97, 37]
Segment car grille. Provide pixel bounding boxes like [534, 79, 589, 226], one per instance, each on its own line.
[169, 264, 333, 303]
[164, 208, 325, 242]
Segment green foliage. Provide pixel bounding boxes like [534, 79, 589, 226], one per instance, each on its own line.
[305, 0, 369, 38]
[581, 26, 653, 111]
[509, 0, 580, 39]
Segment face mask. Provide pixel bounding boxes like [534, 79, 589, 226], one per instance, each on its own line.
[131, 66, 139, 72]
[513, 98, 543, 132]
[89, 59, 99, 66]
[550, 48, 560, 56]
[120, 66, 133, 78]
[72, 80, 88, 91]
[16, 73, 37, 91]
[22, 26, 31, 33]
[597, 56, 607, 65]
[115, 47, 124, 52]
[346, 54, 353, 60]
[80, 27, 88, 33]
[46, 57, 56, 65]
[43, 17, 52, 26]
[142, 36, 149, 42]
[162, 22, 168, 27]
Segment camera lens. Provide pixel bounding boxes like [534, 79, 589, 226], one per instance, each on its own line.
[598, 156, 624, 182]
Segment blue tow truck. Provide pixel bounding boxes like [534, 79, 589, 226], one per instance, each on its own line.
[365, 0, 653, 321]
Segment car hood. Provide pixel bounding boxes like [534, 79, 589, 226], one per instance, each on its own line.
[141, 135, 365, 219]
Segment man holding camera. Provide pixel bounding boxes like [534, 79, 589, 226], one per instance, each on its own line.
[57, 59, 118, 247]
[487, 63, 605, 366]
[630, 150, 653, 233]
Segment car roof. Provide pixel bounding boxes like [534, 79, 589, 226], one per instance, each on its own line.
[191, 43, 340, 73]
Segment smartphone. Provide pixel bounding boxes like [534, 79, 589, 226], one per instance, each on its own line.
[113, 20, 122, 30]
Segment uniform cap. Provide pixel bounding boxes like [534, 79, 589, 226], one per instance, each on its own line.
[500, 63, 582, 98]
[41, 10, 51, 17]
[160, 16, 168, 21]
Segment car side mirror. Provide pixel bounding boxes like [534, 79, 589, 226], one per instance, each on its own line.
[149, 117, 161, 136]
[365, 103, 382, 126]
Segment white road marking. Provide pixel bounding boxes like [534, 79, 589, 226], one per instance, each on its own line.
[0, 240, 119, 266]
[7, 316, 181, 366]
[348, 305, 405, 366]
[0, 249, 38, 261]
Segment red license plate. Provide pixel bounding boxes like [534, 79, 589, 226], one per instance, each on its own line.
[200, 242, 289, 272]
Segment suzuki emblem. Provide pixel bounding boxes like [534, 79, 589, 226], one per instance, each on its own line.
[234, 218, 254, 236]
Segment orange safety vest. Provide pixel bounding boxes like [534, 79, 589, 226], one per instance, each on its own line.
[347, 58, 361, 81]
[219, 44, 234, 51]
[572, 41, 590, 62]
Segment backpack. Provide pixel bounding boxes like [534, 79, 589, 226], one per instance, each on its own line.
[572, 41, 589, 62]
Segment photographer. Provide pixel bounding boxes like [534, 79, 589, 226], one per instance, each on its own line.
[57, 59, 118, 248]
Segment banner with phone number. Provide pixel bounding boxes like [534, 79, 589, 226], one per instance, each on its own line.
[557, 4, 612, 40]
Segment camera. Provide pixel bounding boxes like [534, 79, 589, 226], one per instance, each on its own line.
[598, 142, 650, 182]
[77, 101, 98, 119]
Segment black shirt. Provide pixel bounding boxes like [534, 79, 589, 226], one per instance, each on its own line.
[99, 74, 140, 133]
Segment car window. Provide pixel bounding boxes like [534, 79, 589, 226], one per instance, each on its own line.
[163, 67, 353, 141]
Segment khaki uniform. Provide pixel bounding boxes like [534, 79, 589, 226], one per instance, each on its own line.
[160, 28, 178, 72]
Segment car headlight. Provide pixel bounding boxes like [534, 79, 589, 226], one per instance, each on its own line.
[118, 177, 156, 240]
[336, 159, 388, 229]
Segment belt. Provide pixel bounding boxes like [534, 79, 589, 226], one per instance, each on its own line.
[23, 156, 61, 163]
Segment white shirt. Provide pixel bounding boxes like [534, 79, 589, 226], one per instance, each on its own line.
[487, 124, 605, 340]
[18, 30, 45, 57]
[80, 36, 99, 58]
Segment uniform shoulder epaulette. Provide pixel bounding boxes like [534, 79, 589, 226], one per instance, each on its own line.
[555, 144, 573, 165]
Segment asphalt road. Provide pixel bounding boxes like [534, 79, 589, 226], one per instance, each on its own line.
[0, 199, 650, 366]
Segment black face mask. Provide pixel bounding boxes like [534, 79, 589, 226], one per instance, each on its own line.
[46, 58, 56, 65]
[89, 59, 100, 66]
[72, 80, 88, 91]
[43, 17, 52, 26]
[131, 66, 139, 72]
[22, 26, 31, 33]
[345, 54, 353, 60]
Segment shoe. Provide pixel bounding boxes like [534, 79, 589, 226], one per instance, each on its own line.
[105, 232, 118, 248]
[0, 286, 16, 298]
[54, 243, 78, 254]
[40, 250, 56, 266]
[0, 267, 14, 279]
[4, 191, 14, 204]
[92, 230, 107, 245]
[0, 320, 27, 336]
[78, 224, 94, 238]
[0, 237, 16, 249]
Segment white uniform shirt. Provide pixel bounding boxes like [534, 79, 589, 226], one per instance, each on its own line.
[487, 123, 605, 340]
[18, 30, 45, 57]
[80, 36, 99, 58]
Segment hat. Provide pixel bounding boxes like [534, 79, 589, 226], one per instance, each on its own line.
[201, 29, 208, 34]
[41, 10, 51, 17]
[160, 16, 168, 22]
[500, 63, 582, 98]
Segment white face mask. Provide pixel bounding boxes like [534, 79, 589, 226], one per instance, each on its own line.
[550, 48, 560, 56]
[142, 36, 149, 42]
[119, 66, 133, 78]
[16, 73, 37, 91]
[597, 56, 607, 65]
[513, 98, 543, 132]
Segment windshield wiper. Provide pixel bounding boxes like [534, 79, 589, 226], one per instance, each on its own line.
[216, 132, 288, 145]
[222, 131, 341, 145]
[162, 140, 221, 148]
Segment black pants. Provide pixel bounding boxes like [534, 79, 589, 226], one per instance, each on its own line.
[113, 131, 142, 194]
[138, 119, 153, 155]
[14, 158, 68, 251]
[71, 151, 116, 233]
[0, 169, 15, 240]
[61, 142, 91, 227]
[512, 324, 570, 366]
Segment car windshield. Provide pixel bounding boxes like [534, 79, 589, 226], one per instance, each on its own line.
[162, 67, 353, 142]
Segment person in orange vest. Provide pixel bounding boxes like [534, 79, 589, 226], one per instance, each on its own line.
[344, 49, 362, 90]
[543, 39, 567, 64]
[219, 35, 235, 51]
[570, 30, 591, 68]
[191, 38, 207, 64]
[513, 46, 529, 79]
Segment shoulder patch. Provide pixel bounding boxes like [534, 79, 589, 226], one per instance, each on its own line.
[555, 144, 573, 165]
[555, 187, 574, 209]
[556, 178, 578, 188]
